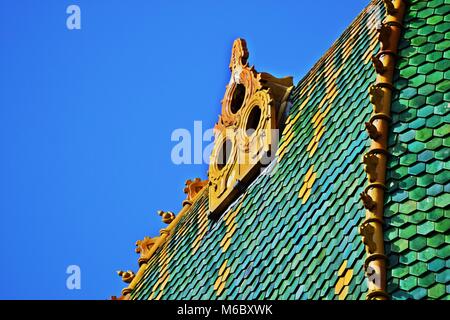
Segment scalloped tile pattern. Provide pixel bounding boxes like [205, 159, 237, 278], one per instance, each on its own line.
[384, 0, 450, 300]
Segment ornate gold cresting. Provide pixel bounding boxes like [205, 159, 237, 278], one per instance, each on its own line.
[208, 38, 293, 218]
[135, 236, 158, 266]
[360, 0, 407, 300]
[183, 178, 208, 206]
[114, 178, 207, 300]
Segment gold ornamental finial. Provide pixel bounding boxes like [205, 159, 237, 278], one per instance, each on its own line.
[117, 270, 135, 284]
[158, 210, 176, 224]
[229, 38, 249, 71]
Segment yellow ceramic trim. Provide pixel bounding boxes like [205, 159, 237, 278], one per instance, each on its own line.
[298, 165, 317, 204]
[335, 260, 354, 300]
[360, 0, 407, 300]
[214, 260, 231, 297]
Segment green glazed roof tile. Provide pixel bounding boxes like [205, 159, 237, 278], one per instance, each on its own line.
[428, 234, 445, 248]
[400, 275, 418, 291]
[410, 286, 428, 299]
[410, 262, 429, 277]
[385, 0, 450, 300]
[418, 272, 436, 288]
[410, 236, 428, 251]
[436, 269, 450, 284]
[409, 211, 427, 225]
[428, 283, 446, 299]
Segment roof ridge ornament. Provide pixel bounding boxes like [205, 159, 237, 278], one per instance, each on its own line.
[117, 270, 135, 284]
[135, 236, 158, 266]
[183, 178, 208, 206]
[208, 38, 293, 218]
[158, 210, 175, 224]
[229, 38, 249, 72]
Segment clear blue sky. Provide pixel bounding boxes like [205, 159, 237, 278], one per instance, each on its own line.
[0, 0, 368, 299]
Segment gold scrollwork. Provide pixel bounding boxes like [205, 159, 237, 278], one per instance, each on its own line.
[208, 38, 293, 217]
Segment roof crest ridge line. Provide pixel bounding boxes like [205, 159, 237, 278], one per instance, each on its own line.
[113, 182, 208, 300]
[359, 0, 407, 300]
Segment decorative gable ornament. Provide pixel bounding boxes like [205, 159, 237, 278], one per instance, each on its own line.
[208, 39, 293, 218]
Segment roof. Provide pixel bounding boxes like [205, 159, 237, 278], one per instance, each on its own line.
[127, 1, 384, 300]
[115, 0, 450, 300]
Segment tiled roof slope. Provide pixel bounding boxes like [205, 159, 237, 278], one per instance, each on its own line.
[129, 0, 385, 300]
[384, 0, 450, 300]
